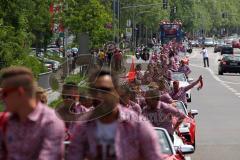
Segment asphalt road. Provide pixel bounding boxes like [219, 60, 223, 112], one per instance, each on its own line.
[189, 47, 240, 160]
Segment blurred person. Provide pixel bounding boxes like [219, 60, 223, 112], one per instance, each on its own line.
[0, 66, 65, 160]
[98, 49, 105, 66]
[142, 89, 185, 142]
[67, 68, 164, 160]
[200, 46, 209, 67]
[118, 83, 142, 114]
[135, 64, 143, 83]
[178, 60, 191, 79]
[56, 82, 87, 138]
[170, 76, 202, 107]
[36, 86, 48, 104]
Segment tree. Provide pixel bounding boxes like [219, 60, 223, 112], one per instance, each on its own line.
[64, 0, 113, 48]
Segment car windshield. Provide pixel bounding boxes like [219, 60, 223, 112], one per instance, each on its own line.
[175, 101, 188, 115]
[172, 73, 187, 82]
[155, 129, 173, 155]
[223, 55, 240, 61]
[205, 38, 213, 42]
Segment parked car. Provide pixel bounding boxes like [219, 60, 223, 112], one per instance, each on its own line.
[44, 59, 60, 71]
[44, 62, 53, 72]
[190, 40, 199, 47]
[204, 38, 215, 47]
[175, 101, 198, 148]
[220, 45, 233, 55]
[155, 127, 194, 160]
[214, 39, 225, 53]
[218, 54, 240, 75]
[171, 72, 192, 102]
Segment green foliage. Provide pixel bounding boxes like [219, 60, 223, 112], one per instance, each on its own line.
[64, 0, 113, 48]
[49, 98, 63, 109]
[0, 0, 52, 76]
[64, 74, 87, 85]
[45, 52, 64, 63]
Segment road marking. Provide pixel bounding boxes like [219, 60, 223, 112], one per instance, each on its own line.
[190, 64, 240, 97]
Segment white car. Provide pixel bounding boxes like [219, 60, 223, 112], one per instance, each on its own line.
[171, 72, 192, 102]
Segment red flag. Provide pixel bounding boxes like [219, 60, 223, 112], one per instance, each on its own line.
[127, 56, 135, 82]
[49, 3, 54, 14]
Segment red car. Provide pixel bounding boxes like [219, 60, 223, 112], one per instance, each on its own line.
[232, 39, 240, 48]
[155, 127, 194, 160]
[175, 101, 198, 148]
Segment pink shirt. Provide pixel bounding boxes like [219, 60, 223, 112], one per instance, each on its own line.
[125, 100, 142, 114]
[142, 102, 185, 135]
[0, 103, 65, 160]
[67, 105, 164, 160]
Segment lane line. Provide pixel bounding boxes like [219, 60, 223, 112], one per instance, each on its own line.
[190, 64, 240, 97]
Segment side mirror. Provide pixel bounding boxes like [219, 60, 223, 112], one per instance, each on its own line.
[188, 78, 194, 83]
[189, 109, 199, 116]
[178, 145, 195, 154]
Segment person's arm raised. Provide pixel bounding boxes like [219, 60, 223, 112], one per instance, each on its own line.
[184, 76, 202, 92]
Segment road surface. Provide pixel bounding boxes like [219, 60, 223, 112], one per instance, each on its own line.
[189, 47, 240, 160]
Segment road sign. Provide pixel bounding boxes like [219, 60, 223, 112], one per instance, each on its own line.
[126, 28, 132, 38]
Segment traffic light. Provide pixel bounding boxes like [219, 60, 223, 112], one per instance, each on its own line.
[163, 0, 168, 9]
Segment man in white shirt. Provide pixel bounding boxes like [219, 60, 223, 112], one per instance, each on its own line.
[201, 46, 209, 67]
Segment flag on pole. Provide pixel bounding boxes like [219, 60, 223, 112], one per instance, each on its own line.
[127, 56, 135, 82]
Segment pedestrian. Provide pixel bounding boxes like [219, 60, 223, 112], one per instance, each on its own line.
[200, 46, 209, 67]
[170, 75, 203, 108]
[67, 68, 164, 160]
[56, 82, 87, 139]
[142, 89, 186, 142]
[0, 66, 65, 160]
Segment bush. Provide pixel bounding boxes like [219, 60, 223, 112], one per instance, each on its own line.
[45, 52, 64, 63]
[12, 55, 47, 78]
[49, 98, 63, 109]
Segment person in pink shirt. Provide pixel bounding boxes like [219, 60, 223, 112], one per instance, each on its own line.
[118, 84, 142, 114]
[142, 89, 185, 142]
[56, 82, 87, 140]
[0, 66, 65, 160]
[67, 68, 164, 160]
[178, 60, 191, 79]
[170, 75, 202, 107]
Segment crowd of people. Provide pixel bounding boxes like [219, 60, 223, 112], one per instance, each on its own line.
[0, 39, 203, 160]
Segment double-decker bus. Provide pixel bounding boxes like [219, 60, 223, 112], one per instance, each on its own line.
[160, 20, 185, 44]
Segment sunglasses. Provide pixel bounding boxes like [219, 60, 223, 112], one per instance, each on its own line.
[1, 88, 20, 99]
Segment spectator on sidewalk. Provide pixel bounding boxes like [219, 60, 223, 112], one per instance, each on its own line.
[0, 66, 65, 160]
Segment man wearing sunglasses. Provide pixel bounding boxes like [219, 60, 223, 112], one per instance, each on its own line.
[0, 66, 65, 160]
[67, 68, 164, 160]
